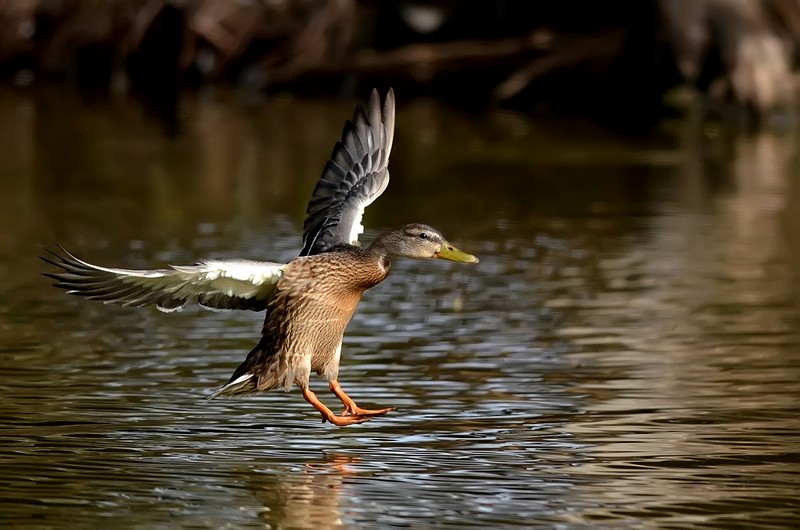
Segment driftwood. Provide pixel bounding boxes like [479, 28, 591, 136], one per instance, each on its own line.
[258, 29, 560, 85]
[257, 27, 629, 103]
[0, 0, 798, 122]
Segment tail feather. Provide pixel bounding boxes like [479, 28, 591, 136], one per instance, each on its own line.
[208, 373, 258, 399]
[208, 335, 278, 399]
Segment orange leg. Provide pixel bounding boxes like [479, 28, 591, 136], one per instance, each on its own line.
[329, 380, 396, 417]
[301, 387, 371, 426]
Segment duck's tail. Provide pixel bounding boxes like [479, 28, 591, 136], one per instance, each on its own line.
[208, 373, 258, 398]
[208, 335, 274, 399]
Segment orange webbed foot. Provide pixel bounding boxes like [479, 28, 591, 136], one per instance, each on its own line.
[329, 380, 395, 419]
[321, 412, 373, 426]
[342, 405, 396, 417]
[303, 387, 377, 427]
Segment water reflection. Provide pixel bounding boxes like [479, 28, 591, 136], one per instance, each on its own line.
[0, 86, 799, 527]
[247, 455, 355, 528]
[546, 129, 800, 526]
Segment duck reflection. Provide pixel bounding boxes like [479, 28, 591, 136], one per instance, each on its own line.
[247, 454, 359, 529]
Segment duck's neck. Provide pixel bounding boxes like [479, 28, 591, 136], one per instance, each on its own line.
[365, 234, 396, 276]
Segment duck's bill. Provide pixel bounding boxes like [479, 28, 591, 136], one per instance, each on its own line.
[435, 242, 480, 264]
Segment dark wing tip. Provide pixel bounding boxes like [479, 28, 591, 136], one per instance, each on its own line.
[41, 242, 80, 263]
[40, 243, 70, 274]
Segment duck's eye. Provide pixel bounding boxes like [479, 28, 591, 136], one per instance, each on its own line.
[418, 232, 429, 240]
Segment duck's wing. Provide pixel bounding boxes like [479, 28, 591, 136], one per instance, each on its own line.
[300, 88, 396, 256]
[42, 245, 284, 312]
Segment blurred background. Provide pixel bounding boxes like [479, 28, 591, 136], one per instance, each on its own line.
[1, 0, 800, 127]
[1, 1, 800, 528]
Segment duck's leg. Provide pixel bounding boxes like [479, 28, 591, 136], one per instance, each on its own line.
[301, 387, 372, 426]
[329, 380, 395, 417]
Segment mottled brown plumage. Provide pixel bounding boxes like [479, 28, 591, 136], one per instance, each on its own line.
[43, 90, 479, 427]
[213, 224, 478, 426]
[233, 249, 387, 395]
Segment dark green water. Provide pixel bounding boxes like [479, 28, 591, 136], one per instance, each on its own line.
[1, 86, 799, 528]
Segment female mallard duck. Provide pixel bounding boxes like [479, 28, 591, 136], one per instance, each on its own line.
[43, 89, 478, 426]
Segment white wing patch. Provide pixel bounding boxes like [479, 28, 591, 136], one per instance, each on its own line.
[172, 260, 284, 297]
[348, 204, 367, 245]
[44, 247, 286, 312]
[347, 168, 390, 246]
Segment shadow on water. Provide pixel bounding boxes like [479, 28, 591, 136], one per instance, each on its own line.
[0, 85, 799, 527]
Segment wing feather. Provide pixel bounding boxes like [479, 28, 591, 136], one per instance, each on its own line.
[42, 245, 285, 312]
[300, 88, 396, 256]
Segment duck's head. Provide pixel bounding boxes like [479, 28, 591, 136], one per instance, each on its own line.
[369, 223, 479, 263]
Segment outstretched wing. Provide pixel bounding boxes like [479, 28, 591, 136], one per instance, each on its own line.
[300, 88, 396, 256]
[42, 245, 285, 312]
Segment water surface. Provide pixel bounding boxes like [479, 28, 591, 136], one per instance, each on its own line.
[1, 87, 799, 528]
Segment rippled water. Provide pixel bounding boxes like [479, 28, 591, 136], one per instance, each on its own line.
[1, 87, 799, 528]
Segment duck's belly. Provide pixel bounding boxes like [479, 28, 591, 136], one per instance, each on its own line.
[264, 253, 371, 388]
[273, 296, 357, 384]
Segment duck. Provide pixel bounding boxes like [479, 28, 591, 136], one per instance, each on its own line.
[43, 89, 479, 426]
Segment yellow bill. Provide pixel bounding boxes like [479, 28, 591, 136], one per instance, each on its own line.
[435, 241, 480, 264]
